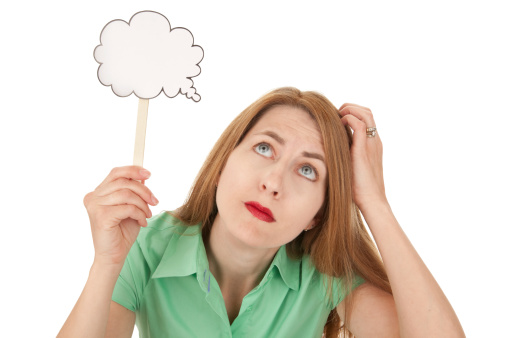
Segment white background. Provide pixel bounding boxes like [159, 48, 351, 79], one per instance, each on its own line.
[1, 0, 505, 336]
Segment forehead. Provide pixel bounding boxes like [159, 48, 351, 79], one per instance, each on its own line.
[249, 105, 323, 144]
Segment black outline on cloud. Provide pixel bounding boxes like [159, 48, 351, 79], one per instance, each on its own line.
[94, 10, 204, 102]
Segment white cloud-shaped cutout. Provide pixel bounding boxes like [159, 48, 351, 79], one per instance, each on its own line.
[94, 11, 204, 101]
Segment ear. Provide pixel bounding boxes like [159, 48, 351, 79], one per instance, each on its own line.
[305, 219, 317, 231]
[306, 209, 324, 231]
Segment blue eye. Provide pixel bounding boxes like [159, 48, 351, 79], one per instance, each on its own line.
[254, 143, 273, 157]
[299, 165, 317, 180]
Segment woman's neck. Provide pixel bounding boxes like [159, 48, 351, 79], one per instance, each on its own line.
[205, 214, 279, 294]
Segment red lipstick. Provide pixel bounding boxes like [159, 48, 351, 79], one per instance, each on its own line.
[245, 201, 275, 223]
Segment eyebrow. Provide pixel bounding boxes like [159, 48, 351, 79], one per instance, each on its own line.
[256, 131, 325, 163]
[302, 151, 325, 162]
[258, 131, 285, 145]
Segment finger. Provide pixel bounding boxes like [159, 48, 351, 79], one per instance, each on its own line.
[341, 114, 367, 149]
[339, 105, 376, 128]
[107, 204, 150, 228]
[95, 177, 158, 206]
[339, 105, 375, 127]
[97, 166, 151, 189]
[342, 114, 381, 143]
[95, 189, 153, 219]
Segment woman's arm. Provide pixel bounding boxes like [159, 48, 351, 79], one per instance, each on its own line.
[58, 166, 155, 337]
[57, 263, 134, 338]
[338, 202, 465, 337]
[338, 104, 465, 337]
[337, 281, 399, 337]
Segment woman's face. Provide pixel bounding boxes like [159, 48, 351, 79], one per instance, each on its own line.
[215, 105, 327, 250]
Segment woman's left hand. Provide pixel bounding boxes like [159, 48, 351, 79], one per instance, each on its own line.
[339, 103, 388, 210]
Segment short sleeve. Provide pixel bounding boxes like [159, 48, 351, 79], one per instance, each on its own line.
[330, 274, 365, 309]
[112, 239, 151, 312]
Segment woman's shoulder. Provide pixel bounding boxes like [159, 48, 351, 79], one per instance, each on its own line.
[134, 211, 201, 262]
[299, 254, 365, 309]
[140, 211, 199, 234]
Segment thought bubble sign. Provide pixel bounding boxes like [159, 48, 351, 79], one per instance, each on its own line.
[94, 10, 204, 101]
[93, 11, 204, 168]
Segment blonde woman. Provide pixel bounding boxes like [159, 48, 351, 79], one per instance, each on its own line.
[58, 87, 465, 337]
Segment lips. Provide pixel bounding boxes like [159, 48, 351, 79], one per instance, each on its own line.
[245, 201, 275, 223]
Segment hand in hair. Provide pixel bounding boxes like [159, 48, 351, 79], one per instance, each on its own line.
[339, 106, 465, 337]
[339, 103, 387, 210]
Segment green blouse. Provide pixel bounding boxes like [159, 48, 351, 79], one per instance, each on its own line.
[112, 212, 364, 337]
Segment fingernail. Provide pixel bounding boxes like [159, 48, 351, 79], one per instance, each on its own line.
[151, 194, 159, 205]
[148, 209, 153, 218]
[140, 169, 151, 178]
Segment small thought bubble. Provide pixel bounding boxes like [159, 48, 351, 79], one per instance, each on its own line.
[94, 11, 204, 101]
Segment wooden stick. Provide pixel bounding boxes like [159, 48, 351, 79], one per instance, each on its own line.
[133, 98, 149, 167]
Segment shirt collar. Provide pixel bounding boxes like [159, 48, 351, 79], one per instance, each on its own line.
[152, 224, 202, 279]
[269, 244, 301, 291]
[151, 224, 302, 291]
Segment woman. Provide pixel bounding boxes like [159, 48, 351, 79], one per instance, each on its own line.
[58, 87, 465, 337]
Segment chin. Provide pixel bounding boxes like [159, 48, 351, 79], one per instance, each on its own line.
[225, 216, 276, 249]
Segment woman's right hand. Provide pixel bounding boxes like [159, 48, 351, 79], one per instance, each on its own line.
[83, 166, 158, 268]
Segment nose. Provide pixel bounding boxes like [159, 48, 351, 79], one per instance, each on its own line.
[260, 165, 283, 198]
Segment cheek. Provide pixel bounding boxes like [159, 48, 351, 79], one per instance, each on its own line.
[291, 185, 326, 220]
[219, 151, 258, 187]
[216, 154, 251, 206]
[218, 155, 241, 188]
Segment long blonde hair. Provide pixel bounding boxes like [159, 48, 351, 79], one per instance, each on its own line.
[175, 87, 391, 336]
